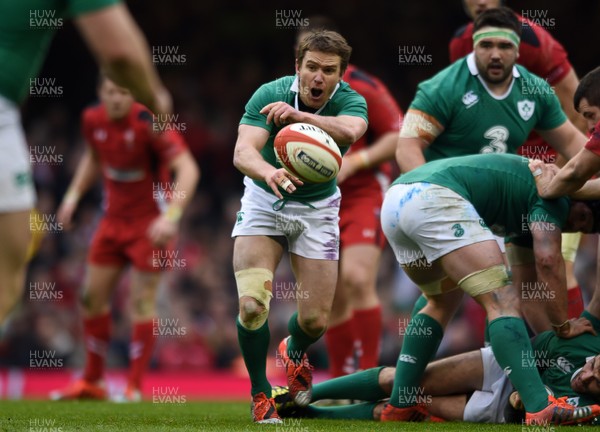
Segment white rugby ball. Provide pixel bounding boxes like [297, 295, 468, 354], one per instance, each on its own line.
[274, 123, 342, 184]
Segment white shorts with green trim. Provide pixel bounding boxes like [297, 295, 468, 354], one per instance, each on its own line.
[232, 176, 341, 260]
[0, 94, 35, 212]
[381, 182, 496, 265]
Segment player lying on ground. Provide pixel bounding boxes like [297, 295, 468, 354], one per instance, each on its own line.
[377, 153, 600, 425]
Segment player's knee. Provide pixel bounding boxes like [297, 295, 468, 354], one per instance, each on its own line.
[236, 268, 273, 330]
[297, 311, 328, 337]
[378, 367, 395, 395]
[340, 264, 372, 293]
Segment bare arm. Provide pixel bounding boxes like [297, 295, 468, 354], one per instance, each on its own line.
[337, 131, 398, 184]
[233, 124, 303, 199]
[396, 137, 429, 173]
[530, 149, 600, 198]
[259, 102, 367, 147]
[553, 69, 588, 135]
[531, 224, 594, 337]
[74, 4, 171, 116]
[147, 150, 200, 246]
[56, 147, 101, 227]
[537, 120, 587, 161]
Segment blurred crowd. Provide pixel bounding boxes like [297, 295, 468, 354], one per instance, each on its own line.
[2, 0, 599, 377]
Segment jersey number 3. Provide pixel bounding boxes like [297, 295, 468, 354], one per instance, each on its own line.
[481, 126, 509, 154]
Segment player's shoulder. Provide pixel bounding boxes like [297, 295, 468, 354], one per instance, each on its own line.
[451, 22, 473, 39]
[129, 102, 154, 125]
[422, 57, 469, 90]
[344, 64, 379, 90]
[82, 102, 105, 124]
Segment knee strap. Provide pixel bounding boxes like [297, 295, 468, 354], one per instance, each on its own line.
[458, 265, 510, 297]
[235, 268, 273, 330]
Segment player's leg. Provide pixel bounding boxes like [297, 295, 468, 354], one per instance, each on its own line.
[0, 211, 30, 328]
[0, 106, 36, 332]
[324, 265, 355, 377]
[447, 241, 569, 423]
[562, 233, 584, 317]
[284, 254, 337, 405]
[233, 235, 283, 409]
[125, 269, 161, 401]
[344, 244, 382, 370]
[51, 263, 124, 400]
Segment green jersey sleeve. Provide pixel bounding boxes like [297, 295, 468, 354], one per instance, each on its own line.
[528, 75, 567, 131]
[239, 82, 278, 132]
[66, 0, 120, 18]
[409, 75, 452, 129]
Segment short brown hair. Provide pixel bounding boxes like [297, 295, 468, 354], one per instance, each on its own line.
[574, 66, 600, 111]
[296, 30, 352, 75]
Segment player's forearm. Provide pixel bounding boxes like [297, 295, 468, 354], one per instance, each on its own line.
[535, 253, 569, 329]
[64, 151, 100, 204]
[362, 131, 400, 168]
[397, 137, 427, 173]
[75, 4, 170, 115]
[233, 145, 276, 182]
[168, 152, 200, 212]
[296, 113, 367, 147]
[554, 69, 588, 135]
[540, 155, 595, 198]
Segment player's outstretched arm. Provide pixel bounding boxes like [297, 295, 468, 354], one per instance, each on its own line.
[531, 223, 595, 338]
[537, 120, 587, 161]
[57, 147, 101, 229]
[530, 150, 600, 198]
[233, 124, 302, 198]
[74, 3, 172, 117]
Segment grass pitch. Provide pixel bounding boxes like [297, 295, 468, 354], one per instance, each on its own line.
[0, 400, 584, 431]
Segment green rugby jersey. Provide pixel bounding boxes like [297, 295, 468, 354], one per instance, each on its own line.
[393, 153, 570, 239]
[532, 311, 600, 407]
[409, 53, 566, 161]
[240, 75, 368, 202]
[0, 0, 119, 104]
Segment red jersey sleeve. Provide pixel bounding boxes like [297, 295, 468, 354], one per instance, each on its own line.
[345, 68, 403, 138]
[517, 17, 572, 85]
[584, 121, 600, 156]
[150, 129, 188, 165]
[449, 23, 473, 63]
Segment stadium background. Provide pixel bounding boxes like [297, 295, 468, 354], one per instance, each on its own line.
[4, 0, 600, 398]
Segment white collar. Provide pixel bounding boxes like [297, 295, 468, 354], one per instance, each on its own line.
[466, 52, 519, 100]
[290, 75, 340, 115]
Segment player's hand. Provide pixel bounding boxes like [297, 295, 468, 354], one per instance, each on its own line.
[556, 317, 597, 339]
[56, 200, 77, 230]
[265, 168, 303, 199]
[529, 159, 559, 198]
[147, 214, 178, 247]
[260, 102, 301, 128]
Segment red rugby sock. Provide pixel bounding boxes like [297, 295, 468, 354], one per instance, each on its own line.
[325, 318, 356, 378]
[354, 306, 382, 370]
[82, 313, 111, 383]
[128, 320, 157, 389]
[567, 286, 584, 318]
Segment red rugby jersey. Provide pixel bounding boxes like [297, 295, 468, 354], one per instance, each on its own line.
[81, 102, 187, 218]
[449, 13, 573, 162]
[584, 120, 600, 156]
[341, 64, 403, 194]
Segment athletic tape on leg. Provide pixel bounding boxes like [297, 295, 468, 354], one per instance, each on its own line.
[458, 265, 511, 297]
[235, 268, 273, 330]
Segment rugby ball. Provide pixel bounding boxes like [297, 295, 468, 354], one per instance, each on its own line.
[274, 123, 342, 183]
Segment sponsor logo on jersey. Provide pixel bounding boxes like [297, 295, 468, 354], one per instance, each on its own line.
[556, 356, 574, 374]
[94, 129, 107, 142]
[399, 354, 417, 364]
[462, 90, 479, 108]
[517, 100, 535, 121]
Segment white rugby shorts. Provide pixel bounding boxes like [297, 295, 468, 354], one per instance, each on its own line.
[232, 176, 341, 260]
[0, 94, 36, 212]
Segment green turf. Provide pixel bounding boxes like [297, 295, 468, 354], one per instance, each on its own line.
[0, 401, 589, 431]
